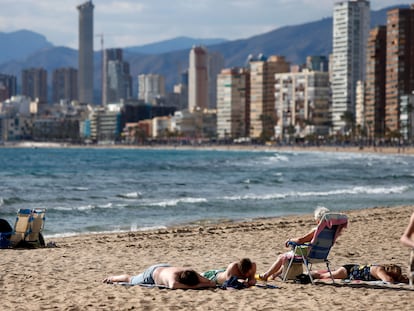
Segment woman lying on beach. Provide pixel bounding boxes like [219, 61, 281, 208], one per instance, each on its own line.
[311, 264, 408, 283]
[257, 206, 330, 281]
[201, 258, 257, 286]
[103, 264, 216, 289]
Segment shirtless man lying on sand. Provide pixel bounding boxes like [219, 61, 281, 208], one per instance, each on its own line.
[103, 264, 216, 289]
[201, 258, 257, 286]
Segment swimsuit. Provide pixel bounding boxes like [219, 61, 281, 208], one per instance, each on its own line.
[343, 264, 376, 281]
[130, 263, 171, 285]
[202, 269, 225, 283]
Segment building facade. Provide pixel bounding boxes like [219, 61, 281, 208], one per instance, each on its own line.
[385, 6, 414, 136]
[274, 70, 331, 141]
[216, 68, 250, 140]
[52, 67, 78, 104]
[0, 73, 17, 102]
[22, 68, 48, 103]
[207, 51, 225, 110]
[331, 0, 370, 133]
[188, 46, 208, 112]
[138, 74, 166, 104]
[249, 55, 290, 140]
[365, 26, 386, 138]
[77, 0, 94, 104]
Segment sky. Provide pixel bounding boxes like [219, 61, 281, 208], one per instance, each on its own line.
[0, 0, 407, 50]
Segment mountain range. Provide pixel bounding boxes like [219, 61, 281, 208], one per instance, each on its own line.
[0, 4, 408, 98]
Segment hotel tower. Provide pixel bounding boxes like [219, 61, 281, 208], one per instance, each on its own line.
[77, 1, 94, 104]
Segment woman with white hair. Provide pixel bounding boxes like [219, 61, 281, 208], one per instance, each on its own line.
[256, 206, 330, 281]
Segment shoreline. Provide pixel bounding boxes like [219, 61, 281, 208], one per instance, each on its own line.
[2, 205, 413, 310]
[3, 140, 414, 155]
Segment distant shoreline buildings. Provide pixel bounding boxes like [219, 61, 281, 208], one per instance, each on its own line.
[0, 0, 414, 146]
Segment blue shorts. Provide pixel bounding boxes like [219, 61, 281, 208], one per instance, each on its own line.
[130, 264, 171, 285]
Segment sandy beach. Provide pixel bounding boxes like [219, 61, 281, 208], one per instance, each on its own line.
[1, 205, 413, 310]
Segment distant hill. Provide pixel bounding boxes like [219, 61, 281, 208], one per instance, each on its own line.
[0, 4, 408, 100]
[124, 36, 228, 54]
[0, 30, 53, 64]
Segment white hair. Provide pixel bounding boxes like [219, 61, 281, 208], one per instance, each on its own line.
[314, 206, 330, 221]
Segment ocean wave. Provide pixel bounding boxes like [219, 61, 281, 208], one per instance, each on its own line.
[117, 192, 142, 199]
[223, 185, 410, 201]
[147, 197, 207, 207]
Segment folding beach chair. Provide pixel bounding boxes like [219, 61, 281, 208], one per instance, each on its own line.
[409, 250, 414, 288]
[9, 208, 46, 248]
[282, 212, 348, 284]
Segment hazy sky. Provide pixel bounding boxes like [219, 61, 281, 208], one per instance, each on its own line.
[0, 0, 407, 50]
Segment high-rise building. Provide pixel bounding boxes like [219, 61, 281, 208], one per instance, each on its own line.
[332, 0, 370, 133]
[52, 67, 78, 103]
[385, 6, 414, 135]
[106, 60, 132, 104]
[77, 0, 94, 104]
[138, 74, 166, 104]
[22, 68, 48, 103]
[249, 55, 290, 139]
[103, 48, 123, 105]
[306, 56, 329, 72]
[188, 46, 208, 112]
[274, 70, 331, 140]
[365, 26, 386, 138]
[0, 73, 17, 102]
[207, 51, 225, 109]
[216, 68, 250, 139]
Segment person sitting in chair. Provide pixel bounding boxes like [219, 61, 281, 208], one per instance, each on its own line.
[201, 258, 257, 287]
[103, 264, 216, 289]
[257, 206, 330, 281]
[311, 264, 408, 283]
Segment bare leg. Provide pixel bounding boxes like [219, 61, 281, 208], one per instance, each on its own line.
[312, 267, 348, 280]
[103, 274, 132, 283]
[261, 254, 286, 280]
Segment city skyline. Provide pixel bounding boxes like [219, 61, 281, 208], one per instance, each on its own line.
[0, 0, 406, 51]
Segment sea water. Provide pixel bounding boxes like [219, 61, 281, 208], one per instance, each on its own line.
[0, 147, 413, 237]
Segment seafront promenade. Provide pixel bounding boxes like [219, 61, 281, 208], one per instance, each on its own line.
[4, 141, 414, 155]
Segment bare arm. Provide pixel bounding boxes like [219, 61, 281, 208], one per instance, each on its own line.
[168, 274, 216, 289]
[400, 212, 414, 249]
[372, 267, 395, 283]
[285, 228, 316, 247]
[246, 262, 257, 286]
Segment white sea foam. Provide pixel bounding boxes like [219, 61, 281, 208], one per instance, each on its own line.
[148, 197, 207, 207]
[118, 192, 142, 199]
[223, 185, 409, 201]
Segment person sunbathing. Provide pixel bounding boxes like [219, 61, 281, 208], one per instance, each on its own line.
[311, 264, 408, 283]
[103, 264, 216, 289]
[257, 206, 330, 281]
[201, 258, 257, 286]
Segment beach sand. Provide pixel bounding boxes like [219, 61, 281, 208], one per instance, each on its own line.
[1, 205, 413, 310]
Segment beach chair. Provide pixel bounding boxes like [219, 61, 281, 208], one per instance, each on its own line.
[9, 208, 46, 248]
[282, 212, 348, 284]
[409, 250, 414, 288]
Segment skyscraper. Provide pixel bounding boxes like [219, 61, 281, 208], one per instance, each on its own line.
[138, 74, 166, 104]
[22, 68, 48, 103]
[102, 48, 123, 105]
[216, 68, 250, 139]
[332, 0, 370, 133]
[249, 55, 290, 139]
[0, 73, 17, 102]
[365, 26, 386, 138]
[188, 46, 208, 112]
[385, 6, 414, 135]
[52, 67, 78, 103]
[77, 1, 94, 104]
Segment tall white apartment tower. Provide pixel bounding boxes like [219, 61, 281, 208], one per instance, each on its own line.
[77, 1, 94, 104]
[138, 74, 166, 104]
[332, 0, 370, 133]
[188, 46, 208, 112]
